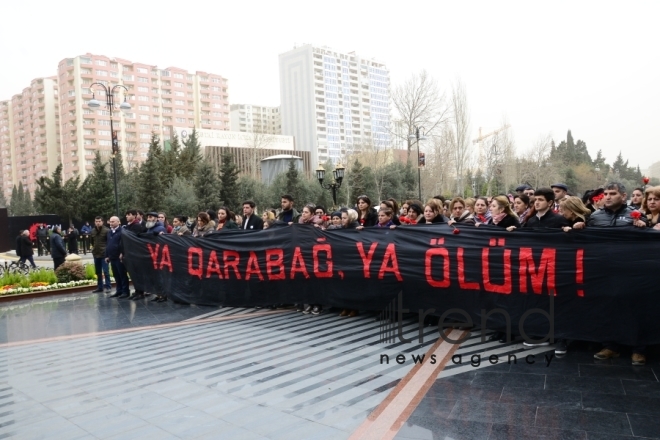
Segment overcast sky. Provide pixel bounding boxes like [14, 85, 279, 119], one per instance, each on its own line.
[1, 0, 658, 169]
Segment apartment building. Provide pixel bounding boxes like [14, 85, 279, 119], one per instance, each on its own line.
[230, 104, 281, 134]
[0, 77, 61, 201]
[279, 44, 391, 167]
[57, 53, 230, 180]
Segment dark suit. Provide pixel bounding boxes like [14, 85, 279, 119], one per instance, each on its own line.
[242, 214, 264, 231]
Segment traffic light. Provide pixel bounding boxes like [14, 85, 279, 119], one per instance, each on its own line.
[418, 152, 425, 168]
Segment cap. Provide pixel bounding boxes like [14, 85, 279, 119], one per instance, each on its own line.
[146, 211, 158, 218]
[515, 184, 531, 192]
[550, 183, 568, 191]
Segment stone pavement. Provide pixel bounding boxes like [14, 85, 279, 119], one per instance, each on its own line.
[0, 291, 659, 439]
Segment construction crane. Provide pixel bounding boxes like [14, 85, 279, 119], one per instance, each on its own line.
[473, 124, 511, 171]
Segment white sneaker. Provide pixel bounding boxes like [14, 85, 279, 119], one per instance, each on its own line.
[523, 341, 550, 348]
[302, 304, 312, 314]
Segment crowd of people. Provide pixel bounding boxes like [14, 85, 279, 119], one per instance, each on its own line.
[52, 180, 657, 366]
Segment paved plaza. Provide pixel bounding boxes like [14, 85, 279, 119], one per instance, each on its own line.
[0, 291, 659, 439]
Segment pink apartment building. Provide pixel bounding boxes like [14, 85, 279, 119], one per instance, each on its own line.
[0, 77, 61, 201]
[0, 53, 230, 203]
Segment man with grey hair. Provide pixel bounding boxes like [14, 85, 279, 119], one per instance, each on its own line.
[589, 182, 648, 365]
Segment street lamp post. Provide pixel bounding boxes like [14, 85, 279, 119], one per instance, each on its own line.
[408, 126, 427, 200]
[87, 83, 131, 217]
[316, 163, 345, 208]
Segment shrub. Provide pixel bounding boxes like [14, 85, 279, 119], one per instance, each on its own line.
[55, 262, 87, 283]
[85, 264, 96, 280]
[27, 268, 58, 285]
[0, 271, 24, 287]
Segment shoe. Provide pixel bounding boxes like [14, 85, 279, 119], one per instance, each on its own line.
[302, 305, 312, 314]
[91, 289, 104, 293]
[555, 340, 568, 355]
[488, 332, 504, 342]
[254, 306, 263, 309]
[108, 292, 121, 298]
[150, 295, 161, 302]
[295, 304, 303, 312]
[311, 305, 321, 315]
[130, 294, 145, 301]
[156, 296, 167, 303]
[632, 353, 646, 366]
[348, 310, 359, 317]
[104, 288, 112, 293]
[339, 309, 349, 317]
[523, 341, 550, 348]
[117, 293, 130, 299]
[594, 348, 620, 360]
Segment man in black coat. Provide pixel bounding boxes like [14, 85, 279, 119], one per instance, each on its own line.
[523, 188, 570, 229]
[241, 200, 264, 230]
[123, 209, 148, 300]
[18, 230, 37, 268]
[50, 226, 67, 270]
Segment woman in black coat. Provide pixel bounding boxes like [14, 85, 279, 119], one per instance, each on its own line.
[356, 195, 378, 228]
[480, 195, 520, 229]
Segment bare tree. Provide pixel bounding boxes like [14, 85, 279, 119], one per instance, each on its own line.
[520, 134, 557, 188]
[243, 130, 275, 179]
[449, 80, 471, 196]
[425, 124, 456, 196]
[391, 70, 449, 158]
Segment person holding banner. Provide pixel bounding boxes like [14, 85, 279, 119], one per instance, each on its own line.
[642, 186, 660, 229]
[559, 197, 591, 232]
[483, 196, 519, 229]
[590, 182, 648, 365]
[447, 197, 475, 226]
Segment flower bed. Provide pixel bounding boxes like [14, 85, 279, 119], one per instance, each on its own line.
[0, 264, 114, 296]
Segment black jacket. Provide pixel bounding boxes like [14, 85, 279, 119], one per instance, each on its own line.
[359, 210, 378, 227]
[489, 214, 520, 229]
[588, 205, 645, 227]
[417, 214, 446, 225]
[523, 210, 570, 229]
[241, 214, 264, 231]
[15, 236, 22, 257]
[106, 227, 123, 259]
[20, 236, 34, 257]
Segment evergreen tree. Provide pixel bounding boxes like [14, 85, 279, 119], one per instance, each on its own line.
[138, 133, 164, 211]
[34, 164, 65, 216]
[24, 189, 34, 215]
[160, 131, 181, 188]
[285, 159, 300, 200]
[162, 177, 199, 218]
[8, 183, 33, 216]
[219, 152, 240, 211]
[0, 190, 7, 209]
[347, 159, 366, 200]
[61, 176, 82, 224]
[80, 151, 115, 221]
[179, 128, 203, 179]
[193, 160, 220, 212]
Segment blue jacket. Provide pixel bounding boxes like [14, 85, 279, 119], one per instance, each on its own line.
[147, 221, 166, 236]
[50, 233, 67, 259]
[105, 227, 123, 259]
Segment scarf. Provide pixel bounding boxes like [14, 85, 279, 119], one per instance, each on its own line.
[491, 213, 507, 225]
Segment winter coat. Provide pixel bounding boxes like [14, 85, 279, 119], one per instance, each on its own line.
[105, 227, 123, 260]
[450, 210, 476, 225]
[277, 208, 301, 224]
[216, 220, 239, 230]
[172, 225, 191, 236]
[588, 205, 646, 227]
[90, 226, 109, 258]
[20, 236, 34, 257]
[146, 221, 166, 236]
[358, 209, 378, 227]
[193, 222, 215, 237]
[50, 233, 67, 259]
[523, 210, 571, 229]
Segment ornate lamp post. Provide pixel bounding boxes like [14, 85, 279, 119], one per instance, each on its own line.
[87, 83, 131, 217]
[316, 163, 345, 208]
[408, 126, 427, 200]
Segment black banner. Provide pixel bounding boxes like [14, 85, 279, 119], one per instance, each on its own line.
[122, 225, 660, 346]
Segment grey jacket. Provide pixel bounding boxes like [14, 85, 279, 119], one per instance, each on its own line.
[587, 205, 646, 227]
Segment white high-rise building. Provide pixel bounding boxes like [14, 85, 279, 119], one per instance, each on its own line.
[230, 104, 281, 134]
[279, 44, 390, 166]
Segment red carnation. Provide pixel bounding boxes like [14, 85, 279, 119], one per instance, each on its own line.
[360, 218, 365, 225]
[631, 210, 642, 220]
[322, 215, 329, 222]
[452, 228, 461, 234]
[643, 177, 650, 185]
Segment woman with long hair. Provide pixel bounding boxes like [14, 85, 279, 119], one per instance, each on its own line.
[356, 195, 377, 228]
[158, 212, 173, 234]
[559, 196, 591, 232]
[299, 203, 323, 226]
[630, 187, 644, 210]
[643, 186, 660, 229]
[217, 207, 239, 230]
[447, 197, 475, 225]
[473, 197, 490, 224]
[484, 195, 519, 229]
[513, 194, 531, 224]
[340, 208, 360, 317]
[192, 212, 215, 237]
[418, 203, 445, 224]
